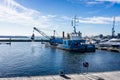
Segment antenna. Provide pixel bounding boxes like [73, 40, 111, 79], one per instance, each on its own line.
[112, 17, 115, 38]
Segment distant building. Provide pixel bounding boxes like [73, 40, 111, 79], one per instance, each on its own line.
[117, 33, 120, 38]
[103, 35, 111, 39]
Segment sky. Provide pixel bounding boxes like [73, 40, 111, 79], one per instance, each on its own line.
[0, 0, 120, 37]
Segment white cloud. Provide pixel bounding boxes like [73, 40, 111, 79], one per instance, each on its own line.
[0, 0, 57, 27]
[60, 16, 120, 24]
[0, 0, 119, 36]
[68, 0, 120, 6]
[0, 0, 60, 36]
[79, 17, 111, 24]
[62, 16, 120, 24]
[97, 0, 120, 3]
[94, 0, 120, 7]
[86, 1, 103, 5]
[79, 16, 120, 24]
[0, 0, 119, 26]
[61, 16, 71, 20]
[87, 0, 120, 4]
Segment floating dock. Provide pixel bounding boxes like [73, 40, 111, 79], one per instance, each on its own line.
[0, 71, 120, 80]
[97, 47, 120, 52]
[0, 39, 49, 42]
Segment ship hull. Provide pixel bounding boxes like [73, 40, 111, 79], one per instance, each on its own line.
[45, 43, 96, 52]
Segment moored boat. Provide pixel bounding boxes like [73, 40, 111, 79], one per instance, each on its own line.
[32, 16, 96, 52]
[46, 16, 96, 52]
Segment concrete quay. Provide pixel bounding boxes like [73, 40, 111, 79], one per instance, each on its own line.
[0, 71, 120, 80]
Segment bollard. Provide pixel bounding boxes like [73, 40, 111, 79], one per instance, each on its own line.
[83, 62, 89, 68]
[59, 70, 65, 76]
[83, 62, 89, 73]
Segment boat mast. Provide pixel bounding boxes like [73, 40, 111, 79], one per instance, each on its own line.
[112, 17, 115, 38]
[72, 16, 78, 33]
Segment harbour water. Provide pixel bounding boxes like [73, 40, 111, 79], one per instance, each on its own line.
[0, 42, 120, 78]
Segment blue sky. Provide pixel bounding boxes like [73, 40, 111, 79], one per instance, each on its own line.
[0, 0, 120, 37]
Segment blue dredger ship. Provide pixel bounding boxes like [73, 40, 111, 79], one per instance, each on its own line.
[32, 16, 96, 52]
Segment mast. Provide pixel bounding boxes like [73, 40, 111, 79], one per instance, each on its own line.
[71, 16, 82, 39]
[112, 17, 115, 38]
[72, 16, 78, 33]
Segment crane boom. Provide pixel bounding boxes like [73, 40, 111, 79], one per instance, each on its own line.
[33, 27, 51, 39]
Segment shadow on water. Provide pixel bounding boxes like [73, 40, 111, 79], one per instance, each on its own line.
[0, 42, 120, 78]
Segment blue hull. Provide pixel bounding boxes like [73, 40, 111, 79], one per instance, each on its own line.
[59, 44, 86, 52]
[46, 43, 96, 52]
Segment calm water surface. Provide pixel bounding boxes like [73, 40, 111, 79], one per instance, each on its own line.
[0, 42, 120, 77]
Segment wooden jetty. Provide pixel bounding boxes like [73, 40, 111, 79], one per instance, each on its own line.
[0, 71, 120, 80]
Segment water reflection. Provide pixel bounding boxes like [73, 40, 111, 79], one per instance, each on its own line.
[31, 46, 35, 54]
[0, 42, 120, 77]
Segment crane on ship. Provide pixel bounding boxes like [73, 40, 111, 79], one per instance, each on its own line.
[33, 27, 51, 39]
[112, 17, 115, 38]
[31, 27, 63, 45]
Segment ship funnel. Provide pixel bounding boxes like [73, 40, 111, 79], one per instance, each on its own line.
[62, 31, 65, 39]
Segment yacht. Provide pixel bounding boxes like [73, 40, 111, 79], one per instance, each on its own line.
[99, 38, 120, 48]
